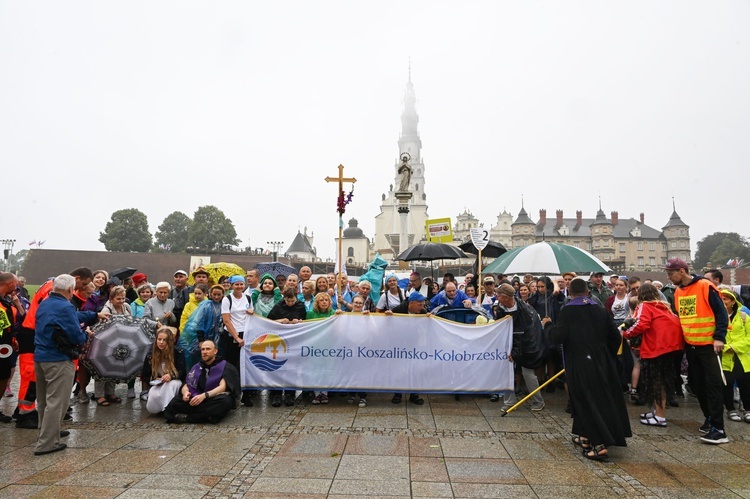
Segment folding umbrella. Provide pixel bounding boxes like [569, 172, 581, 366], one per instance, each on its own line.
[396, 242, 467, 261]
[253, 261, 297, 278]
[110, 267, 137, 281]
[81, 316, 155, 383]
[483, 242, 612, 275]
[187, 262, 245, 285]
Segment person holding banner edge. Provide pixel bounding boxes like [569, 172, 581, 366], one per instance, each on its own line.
[385, 291, 430, 405]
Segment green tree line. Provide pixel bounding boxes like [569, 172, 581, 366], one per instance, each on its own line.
[99, 206, 239, 253]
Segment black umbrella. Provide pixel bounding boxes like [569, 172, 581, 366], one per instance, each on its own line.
[81, 316, 155, 383]
[458, 240, 507, 259]
[110, 267, 137, 280]
[396, 242, 467, 262]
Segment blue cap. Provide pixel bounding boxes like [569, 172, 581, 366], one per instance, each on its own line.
[409, 291, 426, 302]
[228, 275, 245, 285]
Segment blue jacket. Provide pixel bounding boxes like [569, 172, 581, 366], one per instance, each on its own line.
[430, 289, 471, 310]
[34, 293, 93, 363]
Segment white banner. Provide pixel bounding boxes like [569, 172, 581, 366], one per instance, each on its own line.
[240, 314, 514, 393]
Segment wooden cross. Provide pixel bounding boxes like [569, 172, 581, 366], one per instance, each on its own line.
[325, 164, 357, 310]
[325, 164, 357, 195]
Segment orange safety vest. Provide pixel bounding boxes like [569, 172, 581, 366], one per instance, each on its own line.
[674, 278, 718, 346]
[21, 280, 53, 330]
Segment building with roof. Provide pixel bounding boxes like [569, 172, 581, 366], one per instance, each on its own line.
[510, 201, 690, 272]
[334, 218, 370, 266]
[286, 228, 317, 261]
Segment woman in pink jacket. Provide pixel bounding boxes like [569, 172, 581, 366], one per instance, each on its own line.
[623, 283, 684, 427]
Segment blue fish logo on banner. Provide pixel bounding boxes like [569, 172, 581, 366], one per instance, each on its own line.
[248, 333, 288, 372]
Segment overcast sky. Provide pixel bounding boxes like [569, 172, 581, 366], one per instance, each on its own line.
[2, 1, 748, 261]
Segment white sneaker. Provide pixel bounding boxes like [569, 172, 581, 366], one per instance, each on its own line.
[358, 398, 367, 408]
[530, 402, 545, 412]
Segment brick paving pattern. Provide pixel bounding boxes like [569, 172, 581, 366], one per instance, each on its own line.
[1, 381, 749, 498]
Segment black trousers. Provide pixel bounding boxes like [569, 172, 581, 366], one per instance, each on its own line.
[220, 331, 243, 371]
[685, 344, 725, 430]
[164, 394, 234, 424]
[723, 354, 750, 411]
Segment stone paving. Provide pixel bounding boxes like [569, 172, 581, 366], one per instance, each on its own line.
[1, 379, 749, 498]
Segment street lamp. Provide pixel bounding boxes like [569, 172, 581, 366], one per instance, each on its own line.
[1, 239, 16, 272]
[267, 241, 284, 262]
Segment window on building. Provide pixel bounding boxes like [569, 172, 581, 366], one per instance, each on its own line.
[650, 257, 655, 266]
[662, 243, 667, 251]
[680, 241, 686, 248]
[649, 242, 654, 251]
[347, 247, 354, 257]
[638, 257, 644, 267]
[603, 254, 609, 260]
[594, 241, 600, 248]
[594, 228, 599, 234]
[619, 243, 625, 253]
[671, 242, 676, 248]
[573, 241, 580, 248]
[586, 242, 592, 250]
[637, 242, 643, 251]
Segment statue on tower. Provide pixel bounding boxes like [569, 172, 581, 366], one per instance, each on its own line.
[397, 152, 413, 192]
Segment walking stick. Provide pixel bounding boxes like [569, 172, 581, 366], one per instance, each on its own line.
[500, 369, 565, 417]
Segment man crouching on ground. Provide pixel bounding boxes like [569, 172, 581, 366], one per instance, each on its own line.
[164, 340, 240, 424]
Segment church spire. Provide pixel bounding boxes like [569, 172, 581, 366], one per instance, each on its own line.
[397, 64, 422, 171]
[401, 69, 419, 139]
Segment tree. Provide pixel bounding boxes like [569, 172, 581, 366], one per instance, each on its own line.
[6, 249, 28, 274]
[694, 232, 750, 269]
[99, 209, 152, 252]
[187, 205, 239, 253]
[155, 211, 192, 253]
[710, 239, 750, 269]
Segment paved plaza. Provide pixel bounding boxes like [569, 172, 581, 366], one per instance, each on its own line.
[1, 381, 749, 498]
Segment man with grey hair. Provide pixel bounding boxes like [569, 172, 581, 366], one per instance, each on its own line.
[493, 283, 546, 412]
[33, 274, 97, 455]
[17, 276, 30, 300]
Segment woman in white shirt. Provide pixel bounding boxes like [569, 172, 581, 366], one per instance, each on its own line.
[375, 274, 405, 313]
[221, 275, 254, 407]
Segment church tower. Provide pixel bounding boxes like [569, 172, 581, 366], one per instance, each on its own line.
[662, 199, 691, 264]
[373, 70, 430, 260]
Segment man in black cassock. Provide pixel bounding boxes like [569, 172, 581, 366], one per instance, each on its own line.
[543, 278, 631, 461]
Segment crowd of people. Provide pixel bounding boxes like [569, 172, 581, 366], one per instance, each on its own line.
[0, 258, 747, 460]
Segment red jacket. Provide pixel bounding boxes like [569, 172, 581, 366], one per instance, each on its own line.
[624, 301, 683, 359]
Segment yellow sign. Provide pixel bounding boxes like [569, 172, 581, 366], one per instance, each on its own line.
[425, 218, 453, 243]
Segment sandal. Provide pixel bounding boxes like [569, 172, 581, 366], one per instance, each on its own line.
[639, 412, 654, 420]
[106, 395, 122, 404]
[640, 415, 667, 427]
[728, 410, 741, 422]
[489, 394, 500, 402]
[572, 436, 591, 450]
[96, 397, 110, 406]
[583, 444, 608, 461]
